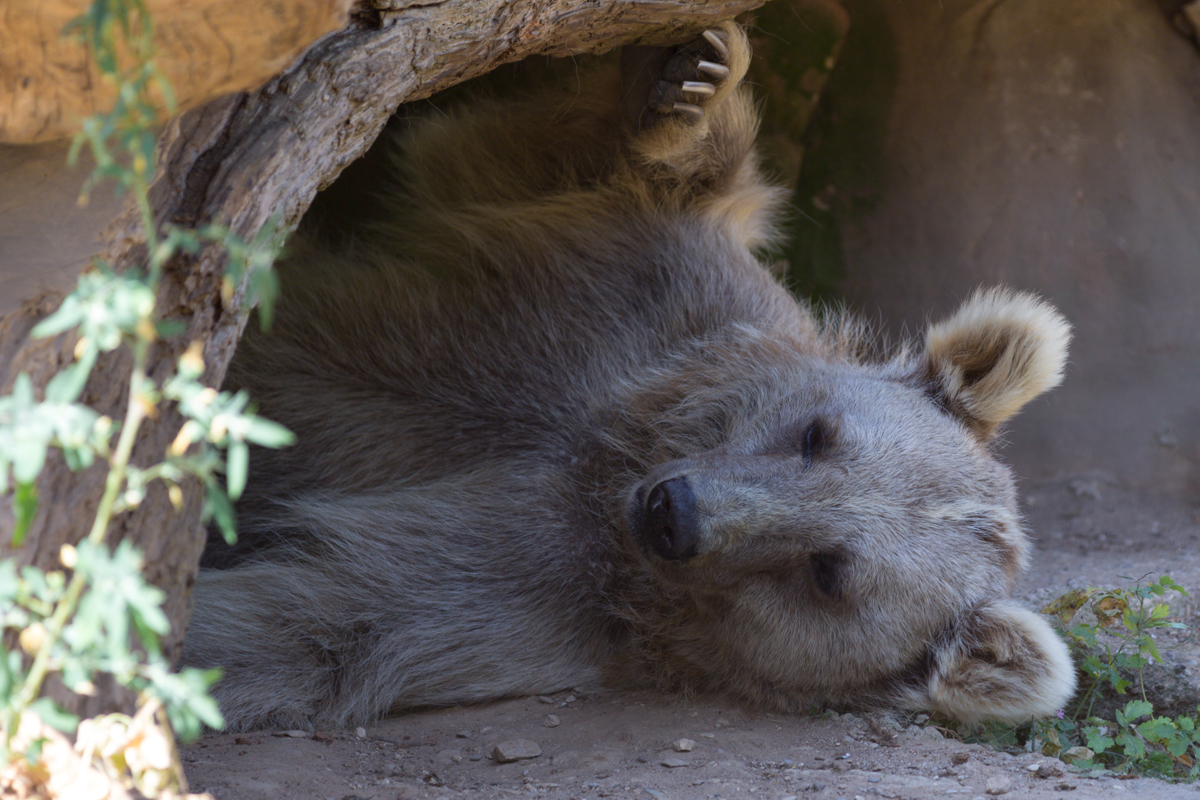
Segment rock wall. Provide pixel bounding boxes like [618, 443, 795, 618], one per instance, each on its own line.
[827, 0, 1200, 498]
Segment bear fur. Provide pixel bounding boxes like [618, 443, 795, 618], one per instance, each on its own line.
[183, 23, 1076, 731]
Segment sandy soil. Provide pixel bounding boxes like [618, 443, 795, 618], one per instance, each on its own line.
[181, 476, 1200, 800]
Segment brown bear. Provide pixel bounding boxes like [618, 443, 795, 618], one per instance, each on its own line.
[183, 22, 1076, 731]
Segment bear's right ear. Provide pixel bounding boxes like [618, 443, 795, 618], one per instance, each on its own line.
[915, 288, 1071, 441]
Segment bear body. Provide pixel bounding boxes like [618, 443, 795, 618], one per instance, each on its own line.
[184, 25, 1076, 731]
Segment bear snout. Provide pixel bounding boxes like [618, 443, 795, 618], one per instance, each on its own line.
[636, 476, 700, 561]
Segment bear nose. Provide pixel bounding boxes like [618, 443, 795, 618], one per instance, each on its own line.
[642, 476, 700, 561]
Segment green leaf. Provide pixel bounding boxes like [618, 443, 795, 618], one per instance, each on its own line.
[204, 481, 237, 544]
[1123, 700, 1153, 722]
[43, 345, 98, 404]
[1140, 635, 1163, 665]
[0, 561, 19, 603]
[8, 440, 47, 488]
[1137, 717, 1176, 743]
[142, 663, 224, 741]
[1084, 724, 1115, 754]
[11, 482, 38, 547]
[28, 697, 79, 734]
[1115, 730, 1146, 759]
[244, 417, 295, 449]
[31, 296, 86, 339]
[226, 440, 248, 501]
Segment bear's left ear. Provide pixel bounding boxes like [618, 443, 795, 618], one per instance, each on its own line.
[918, 602, 1077, 724]
[917, 288, 1071, 441]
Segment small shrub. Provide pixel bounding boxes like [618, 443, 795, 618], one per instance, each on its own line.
[956, 575, 1200, 781]
[0, 0, 290, 795]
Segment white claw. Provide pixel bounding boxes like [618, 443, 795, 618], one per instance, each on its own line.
[672, 102, 705, 119]
[697, 61, 730, 81]
[681, 81, 716, 98]
[702, 29, 730, 60]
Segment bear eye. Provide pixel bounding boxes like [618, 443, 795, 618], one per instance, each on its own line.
[810, 551, 846, 600]
[801, 420, 828, 468]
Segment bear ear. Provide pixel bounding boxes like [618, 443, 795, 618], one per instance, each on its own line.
[919, 602, 1077, 724]
[917, 288, 1071, 440]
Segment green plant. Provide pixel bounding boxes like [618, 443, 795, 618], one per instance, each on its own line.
[0, 0, 291, 794]
[959, 575, 1200, 781]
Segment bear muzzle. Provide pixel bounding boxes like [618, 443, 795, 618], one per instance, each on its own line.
[629, 476, 701, 561]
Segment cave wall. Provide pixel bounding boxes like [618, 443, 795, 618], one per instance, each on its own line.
[824, 0, 1200, 499]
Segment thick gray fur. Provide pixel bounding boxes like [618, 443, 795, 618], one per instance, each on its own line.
[183, 24, 1076, 731]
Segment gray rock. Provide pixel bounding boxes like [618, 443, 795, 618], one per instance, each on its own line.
[985, 774, 1012, 795]
[492, 739, 542, 763]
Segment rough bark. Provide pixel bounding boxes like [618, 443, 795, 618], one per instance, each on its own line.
[0, 0, 764, 720]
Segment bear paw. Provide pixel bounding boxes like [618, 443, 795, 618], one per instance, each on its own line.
[621, 23, 750, 134]
[647, 29, 734, 121]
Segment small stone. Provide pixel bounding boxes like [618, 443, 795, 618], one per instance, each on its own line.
[234, 737, 252, 745]
[1056, 781, 1078, 791]
[951, 752, 970, 765]
[921, 726, 944, 740]
[1036, 761, 1065, 779]
[455, 730, 471, 738]
[661, 757, 689, 768]
[492, 739, 542, 763]
[673, 738, 695, 752]
[1060, 746, 1094, 766]
[435, 749, 462, 765]
[312, 731, 335, 742]
[544, 714, 561, 727]
[355, 727, 368, 739]
[714, 718, 731, 728]
[563, 694, 577, 703]
[867, 775, 881, 783]
[985, 775, 1012, 795]
[700, 733, 716, 739]
[537, 695, 555, 704]
[274, 730, 310, 738]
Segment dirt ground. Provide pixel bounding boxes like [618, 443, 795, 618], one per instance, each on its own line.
[181, 478, 1200, 800]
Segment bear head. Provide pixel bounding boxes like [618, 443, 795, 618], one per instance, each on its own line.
[616, 288, 1075, 723]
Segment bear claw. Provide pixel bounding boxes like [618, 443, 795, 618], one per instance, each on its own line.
[696, 61, 730, 81]
[622, 26, 738, 131]
[701, 29, 729, 59]
[681, 81, 716, 98]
